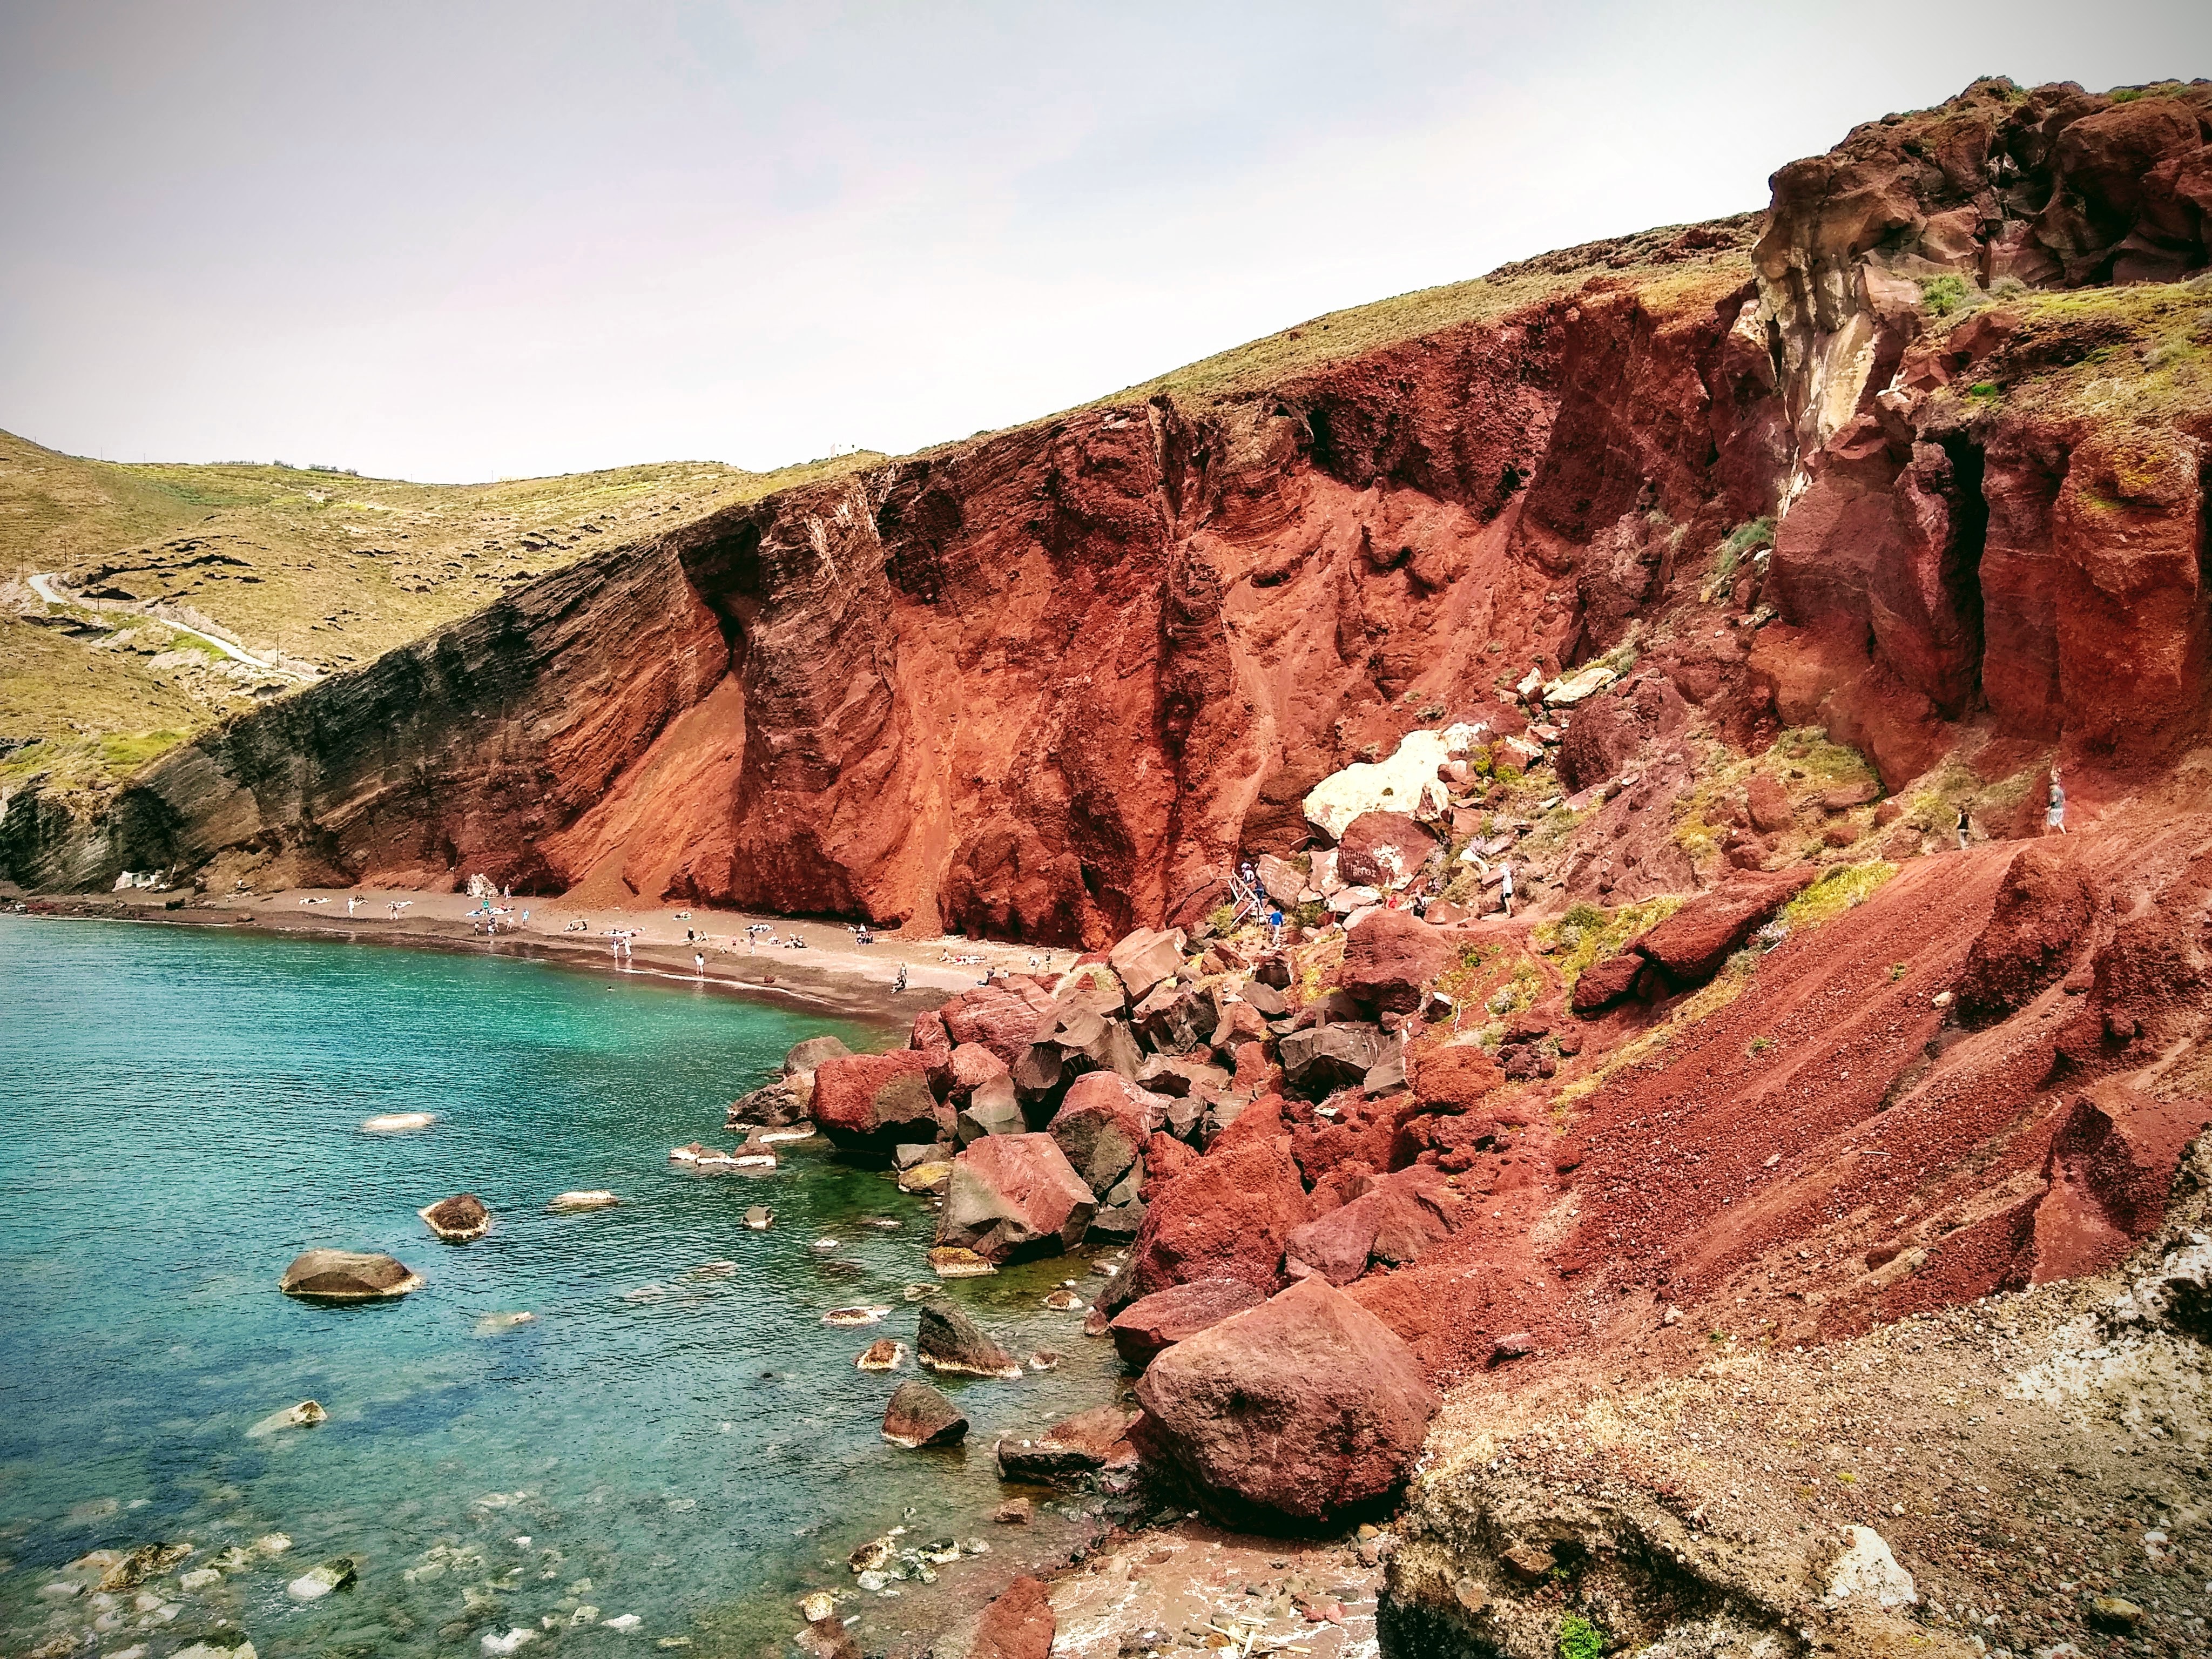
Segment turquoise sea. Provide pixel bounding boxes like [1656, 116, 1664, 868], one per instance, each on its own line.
[0, 916, 1122, 1657]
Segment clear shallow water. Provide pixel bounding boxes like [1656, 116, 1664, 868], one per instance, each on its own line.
[0, 917, 1122, 1657]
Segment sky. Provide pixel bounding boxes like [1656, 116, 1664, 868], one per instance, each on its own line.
[2, 1, 2207, 483]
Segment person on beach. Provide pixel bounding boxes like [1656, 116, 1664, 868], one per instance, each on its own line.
[2046, 770, 2067, 835]
[894, 963, 908, 992]
[346, 895, 359, 916]
[694, 950, 705, 976]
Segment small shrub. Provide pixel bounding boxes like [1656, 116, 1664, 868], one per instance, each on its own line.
[1919, 273, 1970, 316]
[1293, 901, 1326, 930]
[1494, 764, 1523, 786]
[1724, 947, 1761, 979]
[1889, 961, 1907, 981]
[1561, 901, 1607, 932]
[1557, 1613, 1607, 1659]
[1420, 703, 1447, 721]
[1748, 1035, 1776, 1056]
[1206, 903, 1238, 935]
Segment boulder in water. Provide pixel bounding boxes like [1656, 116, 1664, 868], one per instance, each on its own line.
[475, 1311, 535, 1337]
[286, 1556, 356, 1601]
[279, 1250, 422, 1301]
[745, 1206, 774, 1230]
[926, 1246, 997, 1279]
[936, 1134, 1096, 1262]
[246, 1399, 327, 1438]
[856, 1338, 907, 1371]
[917, 1296, 1023, 1379]
[726, 1077, 810, 1128]
[812, 1051, 943, 1162]
[419, 1193, 491, 1243]
[881, 1379, 969, 1448]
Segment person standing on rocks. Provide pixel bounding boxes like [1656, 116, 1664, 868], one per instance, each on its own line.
[2046, 770, 2067, 836]
[1956, 802, 1972, 851]
[1500, 861, 1515, 919]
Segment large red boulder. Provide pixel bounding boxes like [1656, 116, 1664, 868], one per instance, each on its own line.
[937, 1133, 1097, 1262]
[1335, 812, 1439, 891]
[1048, 1072, 1166, 1196]
[1633, 869, 1815, 987]
[1101, 1132, 1311, 1315]
[1745, 773, 1793, 833]
[1109, 927, 1188, 1002]
[1338, 909, 1454, 1014]
[1569, 948, 1649, 1015]
[929, 1042, 1011, 1107]
[940, 981, 1060, 1067]
[811, 1051, 943, 1163]
[995, 1404, 1139, 1482]
[1131, 1277, 1440, 1528]
[1108, 1277, 1266, 1368]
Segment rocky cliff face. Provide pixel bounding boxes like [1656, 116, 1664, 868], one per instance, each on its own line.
[8, 78, 2209, 946]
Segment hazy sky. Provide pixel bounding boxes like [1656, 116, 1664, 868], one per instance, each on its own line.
[3, 2, 2206, 482]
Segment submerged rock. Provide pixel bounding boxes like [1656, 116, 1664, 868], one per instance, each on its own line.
[916, 1296, 1023, 1379]
[744, 1206, 774, 1230]
[881, 1379, 969, 1448]
[360, 1111, 436, 1134]
[474, 1311, 535, 1337]
[278, 1250, 422, 1301]
[823, 1305, 892, 1328]
[418, 1193, 491, 1243]
[246, 1400, 327, 1438]
[546, 1190, 619, 1213]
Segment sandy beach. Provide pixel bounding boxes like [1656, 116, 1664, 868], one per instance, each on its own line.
[15, 885, 1083, 1029]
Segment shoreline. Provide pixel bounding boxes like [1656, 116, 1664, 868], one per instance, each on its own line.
[5, 885, 1083, 1031]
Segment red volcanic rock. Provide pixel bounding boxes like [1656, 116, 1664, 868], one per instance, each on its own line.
[1049, 1073, 1166, 1195]
[930, 1042, 1010, 1107]
[909, 1009, 951, 1053]
[1141, 1130, 1198, 1194]
[1110, 928, 1188, 1001]
[941, 981, 1060, 1067]
[1570, 949, 1649, 1015]
[1278, 1023, 1390, 1095]
[1955, 844, 2097, 1026]
[1411, 1043, 1505, 1114]
[1338, 909, 1453, 1015]
[1108, 1277, 1266, 1368]
[969, 1575, 1054, 1659]
[1102, 1132, 1311, 1315]
[881, 1380, 968, 1448]
[1335, 812, 1439, 891]
[938, 1134, 1097, 1262]
[1285, 1167, 1461, 1285]
[1131, 1277, 1439, 1527]
[812, 1051, 942, 1162]
[1131, 981, 1212, 1054]
[1633, 870, 1815, 987]
[995, 1404, 1138, 1482]
[1745, 774, 1793, 834]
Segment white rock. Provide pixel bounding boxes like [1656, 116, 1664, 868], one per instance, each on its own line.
[285, 1559, 354, 1602]
[1302, 731, 1460, 839]
[179, 1568, 221, 1591]
[798, 1591, 837, 1622]
[170, 1643, 251, 1659]
[1825, 1525, 1918, 1609]
[1541, 665, 1618, 706]
[603, 1613, 642, 1632]
[360, 1112, 437, 1134]
[482, 1629, 538, 1655]
[252, 1534, 293, 1556]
